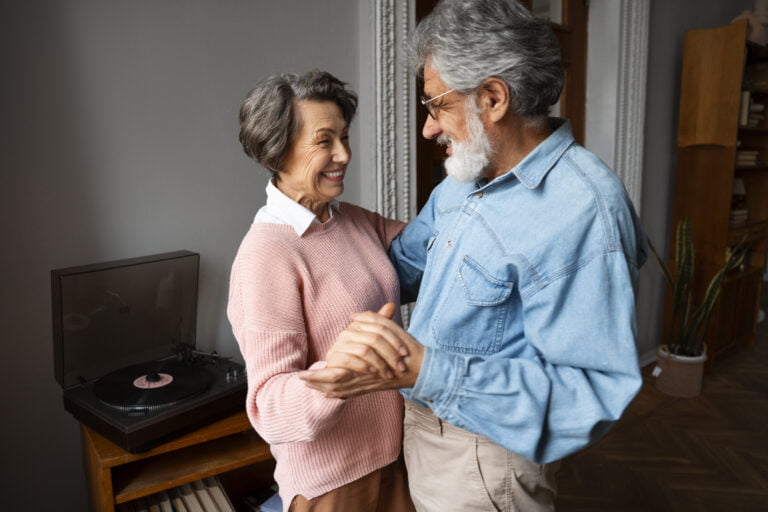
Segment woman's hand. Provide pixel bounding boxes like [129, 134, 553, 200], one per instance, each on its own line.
[298, 367, 402, 398]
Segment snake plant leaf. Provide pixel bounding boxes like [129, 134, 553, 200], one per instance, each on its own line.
[651, 219, 746, 357]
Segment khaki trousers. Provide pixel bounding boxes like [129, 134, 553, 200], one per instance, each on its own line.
[403, 400, 559, 512]
[288, 457, 416, 512]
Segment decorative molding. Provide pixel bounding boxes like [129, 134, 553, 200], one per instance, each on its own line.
[374, 0, 395, 219]
[374, 0, 413, 222]
[374, 0, 414, 323]
[614, 0, 650, 213]
[401, 0, 412, 221]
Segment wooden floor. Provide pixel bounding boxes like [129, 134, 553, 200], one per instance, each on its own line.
[555, 300, 768, 511]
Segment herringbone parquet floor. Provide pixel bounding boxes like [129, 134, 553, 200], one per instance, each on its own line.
[554, 302, 768, 511]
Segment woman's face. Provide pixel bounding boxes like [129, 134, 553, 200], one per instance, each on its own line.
[277, 100, 351, 218]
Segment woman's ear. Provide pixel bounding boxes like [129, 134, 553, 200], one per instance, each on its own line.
[478, 77, 510, 123]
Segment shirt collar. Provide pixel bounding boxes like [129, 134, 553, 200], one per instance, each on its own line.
[261, 179, 339, 236]
[488, 117, 575, 190]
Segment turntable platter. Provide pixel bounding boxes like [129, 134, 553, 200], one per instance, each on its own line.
[94, 360, 211, 412]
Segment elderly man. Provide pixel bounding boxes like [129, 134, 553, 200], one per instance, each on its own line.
[302, 0, 647, 510]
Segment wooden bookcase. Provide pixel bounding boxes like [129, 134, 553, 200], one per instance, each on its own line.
[81, 412, 273, 511]
[666, 20, 768, 368]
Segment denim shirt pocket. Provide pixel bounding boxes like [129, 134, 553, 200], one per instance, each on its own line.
[432, 255, 514, 354]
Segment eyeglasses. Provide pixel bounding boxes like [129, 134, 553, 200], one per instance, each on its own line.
[420, 89, 454, 120]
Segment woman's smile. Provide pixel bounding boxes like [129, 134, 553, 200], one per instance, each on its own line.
[321, 169, 345, 181]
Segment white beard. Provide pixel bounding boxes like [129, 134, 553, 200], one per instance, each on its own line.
[440, 98, 492, 183]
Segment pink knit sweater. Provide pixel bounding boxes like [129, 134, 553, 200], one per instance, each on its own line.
[227, 202, 406, 508]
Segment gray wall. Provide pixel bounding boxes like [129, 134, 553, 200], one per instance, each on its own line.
[0, 0, 755, 510]
[0, 1, 365, 510]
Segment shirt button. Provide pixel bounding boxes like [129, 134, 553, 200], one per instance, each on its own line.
[477, 191, 484, 198]
[447, 240, 453, 247]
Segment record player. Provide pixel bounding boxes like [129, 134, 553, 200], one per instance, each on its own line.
[51, 250, 247, 453]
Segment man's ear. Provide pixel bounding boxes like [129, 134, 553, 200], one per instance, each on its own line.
[478, 77, 510, 123]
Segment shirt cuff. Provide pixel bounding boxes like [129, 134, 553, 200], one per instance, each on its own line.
[408, 347, 465, 411]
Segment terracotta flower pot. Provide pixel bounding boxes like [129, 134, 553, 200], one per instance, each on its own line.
[654, 345, 707, 398]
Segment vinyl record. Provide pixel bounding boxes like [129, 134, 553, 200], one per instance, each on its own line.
[94, 359, 211, 411]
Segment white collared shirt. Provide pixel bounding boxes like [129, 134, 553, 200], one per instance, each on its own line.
[253, 180, 338, 236]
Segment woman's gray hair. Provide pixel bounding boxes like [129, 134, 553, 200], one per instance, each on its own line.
[238, 70, 358, 173]
[409, 0, 563, 119]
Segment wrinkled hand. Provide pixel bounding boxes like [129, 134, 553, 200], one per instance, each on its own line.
[322, 303, 407, 379]
[298, 367, 409, 398]
[300, 303, 425, 398]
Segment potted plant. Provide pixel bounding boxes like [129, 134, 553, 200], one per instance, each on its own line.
[649, 218, 746, 397]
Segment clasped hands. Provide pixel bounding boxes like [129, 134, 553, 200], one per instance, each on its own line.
[299, 302, 424, 398]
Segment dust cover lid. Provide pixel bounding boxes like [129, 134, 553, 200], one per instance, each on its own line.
[51, 250, 199, 389]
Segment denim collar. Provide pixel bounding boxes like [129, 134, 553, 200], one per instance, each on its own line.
[482, 117, 575, 191]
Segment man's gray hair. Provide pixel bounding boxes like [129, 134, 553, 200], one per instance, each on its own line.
[409, 0, 563, 119]
[239, 70, 358, 173]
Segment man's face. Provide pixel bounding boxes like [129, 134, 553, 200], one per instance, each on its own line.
[422, 63, 492, 183]
[422, 63, 467, 152]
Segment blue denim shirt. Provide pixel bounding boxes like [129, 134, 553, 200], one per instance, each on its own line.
[390, 119, 647, 464]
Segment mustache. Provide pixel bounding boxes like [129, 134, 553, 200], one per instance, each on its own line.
[436, 134, 452, 146]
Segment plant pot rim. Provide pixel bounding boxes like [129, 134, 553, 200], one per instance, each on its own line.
[657, 344, 707, 363]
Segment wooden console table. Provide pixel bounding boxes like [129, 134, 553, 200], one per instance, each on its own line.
[81, 412, 272, 512]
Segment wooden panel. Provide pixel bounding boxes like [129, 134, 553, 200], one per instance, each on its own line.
[738, 168, 768, 221]
[88, 412, 254, 468]
[555, 0, 587, 145]
[112, 431, 271, 504]
[82, 428, 116, 512]
[671, 146, 735, 261]
[731, 271, 762, 347]
[415, 0, 446, 211]
[703, 263, 764, 369]
[710, 277, 740, 359]
[80, 412, 274, 510]
[678, 21, 747, 147]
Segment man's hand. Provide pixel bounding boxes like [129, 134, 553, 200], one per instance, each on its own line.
[300, 303, 425, 397]
[323, 303, 408, 379]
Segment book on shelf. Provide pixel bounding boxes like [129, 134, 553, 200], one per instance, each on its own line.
[746, 61, 768, 86]
[157, 491, 174, 512]
[119, 477, 236, 512]
[202, 477, 235, 512]
[179, 483, 205, 512]
[730, 209, 749, 225]
[736, 149, 760, 166]
[167, 488, 187, 512]
[740, 90, 751, 126]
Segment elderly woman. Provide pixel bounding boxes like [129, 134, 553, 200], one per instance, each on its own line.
[227, 70, 415, 512]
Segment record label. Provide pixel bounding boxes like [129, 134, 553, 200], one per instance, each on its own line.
[133, 373, 174, 389]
